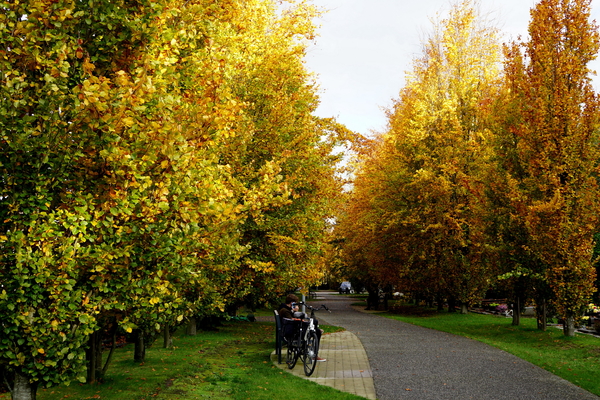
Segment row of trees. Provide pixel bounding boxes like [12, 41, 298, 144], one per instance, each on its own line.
[336, 0, 600, 335]
[0, 0, 351, 398]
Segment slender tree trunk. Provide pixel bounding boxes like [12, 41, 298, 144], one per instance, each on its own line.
[512, 297, 521, 326]
[460, 303, 468, 314]
[163, 326, 173, 348]
[86, 331, 103, 383]
[134, 329, 146, 362]
[564, 316, 576, 337]
[448, 297, 457, 313]
[541, 301, 547, 331]
[87, 332, 96, 384]
[187, 317, 197, 336]
[436, 294, 444, 311]
[12, 371, 37, 400]
[371, 291, 379, 310]
[365, 287, 379, 310]
[226, 304, 238, 317]
[101, 330, 117, 377]
[536, 298, 547, 331]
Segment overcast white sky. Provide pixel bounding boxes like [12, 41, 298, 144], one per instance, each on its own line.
[305, 0, 600, 137]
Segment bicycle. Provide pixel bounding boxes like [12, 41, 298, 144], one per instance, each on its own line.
[283, 302, 330, 376]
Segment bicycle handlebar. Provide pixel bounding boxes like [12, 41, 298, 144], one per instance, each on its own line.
[295, 302, 331, 313]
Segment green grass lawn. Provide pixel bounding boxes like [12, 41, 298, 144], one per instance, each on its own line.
[373, 303, 600, 396]
[2, 321, 361, 400]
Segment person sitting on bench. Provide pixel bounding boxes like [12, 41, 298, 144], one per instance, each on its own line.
[278, 293, 326, 362]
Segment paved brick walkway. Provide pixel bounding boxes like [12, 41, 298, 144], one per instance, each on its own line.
[271, 330, 376, 399]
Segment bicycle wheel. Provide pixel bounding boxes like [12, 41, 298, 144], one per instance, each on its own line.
[303, 330, 319, 376]
[286, 338, 299, 369]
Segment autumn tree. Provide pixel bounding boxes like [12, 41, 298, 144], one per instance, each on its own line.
[338, 1, 502, 313]
[499, 0, 600, 336]
[0, 0, 346, 398]
[0, 0, 134, 395]
[486, 109, 551, 327]
[218, 1, 350, 308]
[336, 135, 410, 309]
[0, 0, 245, 393]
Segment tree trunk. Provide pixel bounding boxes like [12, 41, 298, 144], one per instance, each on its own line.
[460, 303, 468, 314]
[187, 317, 197, 336]
[365, 288, 379, 311]
[564, 316, 576, 337]
[163, 326, 173, 348]
[536, 298, 547, 331]
[370, 291, 379, 310]
[541, 301, 547, 331]
[87, 332, 96, 384]
[101, 330, 117, 377]
[436, 294, 444, 311]
[447, 297, 457, 313]
[134, 329, 146, 363]
[12, 371, 37, 400]
[226, 303, 238, 317]
[511, 297, 521, 326]
[86, 331, 103, 383]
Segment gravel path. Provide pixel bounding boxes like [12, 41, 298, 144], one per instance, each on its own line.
[308, 292, 599, 400]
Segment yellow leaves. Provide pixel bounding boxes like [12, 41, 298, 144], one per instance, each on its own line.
[74, 76, 112, 113]
[422, 223, 443, 233]
[247, 260, 275, 273]
[38, 348, 45, 354]
[149, 297, 160, 305]
[114, 70, 131, 87]
[121, 116, 136, 127]
[336, 0, 503, 304]
[1, 0, 340, 374]
[529, 189, 564, 216]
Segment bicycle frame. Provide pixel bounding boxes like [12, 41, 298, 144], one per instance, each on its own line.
[302, 317, 315, 339]
[284, 302, 329, 376]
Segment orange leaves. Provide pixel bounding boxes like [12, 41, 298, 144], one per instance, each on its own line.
[337, 1, 502, 302]
[499, 0, 600, 329]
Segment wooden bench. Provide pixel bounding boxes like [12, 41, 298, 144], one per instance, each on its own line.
[273, 310, 283, 364]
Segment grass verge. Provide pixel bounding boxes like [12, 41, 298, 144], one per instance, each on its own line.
[1, 321, 361, 400]
[371, 303, 600, 396]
